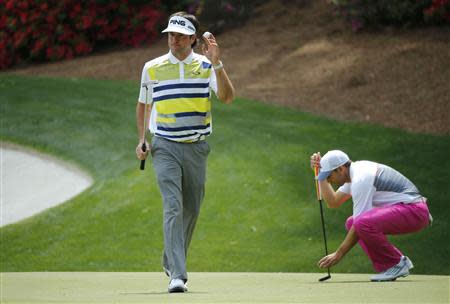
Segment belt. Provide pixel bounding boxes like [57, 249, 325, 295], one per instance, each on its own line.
[181, 134, 206, 143]
[157, 135, 206, 144]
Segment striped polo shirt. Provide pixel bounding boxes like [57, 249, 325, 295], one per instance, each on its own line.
[138, 51, 218, 142]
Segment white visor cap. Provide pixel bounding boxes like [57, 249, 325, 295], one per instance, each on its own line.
[162, 16, 196, 35]
[317, 150, 350, 181]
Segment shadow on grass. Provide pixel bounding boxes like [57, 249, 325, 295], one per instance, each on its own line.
[305, 278, 420, 284]
[120, 291, 209, 295]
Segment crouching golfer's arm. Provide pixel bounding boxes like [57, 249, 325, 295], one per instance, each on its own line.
[311, 152, 355, 268]
[318, 227, 359, 268]
[310, 152, 350, 208]
[135, 102, 151, 160]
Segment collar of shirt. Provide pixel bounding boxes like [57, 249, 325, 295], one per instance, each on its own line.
[168, 50, 194, 64]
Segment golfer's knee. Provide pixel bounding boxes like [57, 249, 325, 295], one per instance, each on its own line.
[345, 216, 354, 231]
[353, 215, 376, 234]
[164, 197, 182, 218]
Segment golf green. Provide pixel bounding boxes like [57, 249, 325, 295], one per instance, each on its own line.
[1, 272, 448, 303]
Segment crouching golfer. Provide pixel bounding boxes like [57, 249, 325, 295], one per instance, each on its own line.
[310, 150, 432, 281]
[135, 12, 234, 293]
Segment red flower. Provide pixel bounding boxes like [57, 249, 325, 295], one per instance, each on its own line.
[0, 36, 8, 50]
[18, 1, 29, 10]
[81, 15, 93, 29]
[31, 39, 46, 55]
[73, 3, 82, 13]
[13, 31, 27, 48]
[65, 47, 74, 60]
[56, 45, 66, 59]
[5, 0, 15, 10]
[40, 3, 48, 11]
[0, 15, 7, 28]
[46, 13, 56, 25]
[29, 11, 41, 23]
[75, 40, 92, 55]
[46, 46, 55, 59]
[0, 48, 14, 69]
[19, 12, 28, 24]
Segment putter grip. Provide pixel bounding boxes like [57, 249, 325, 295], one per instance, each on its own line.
[140, 143, 146, 170]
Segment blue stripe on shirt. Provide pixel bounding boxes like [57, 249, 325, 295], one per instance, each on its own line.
[174, 112, 207, 117]
[155, 131, 211, 139]
[153, 83, 209, 93]
[153, 93, 210, 102]
[157, 124, 211, 132]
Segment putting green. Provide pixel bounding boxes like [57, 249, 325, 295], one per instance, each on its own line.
[1, 272, 448, 303]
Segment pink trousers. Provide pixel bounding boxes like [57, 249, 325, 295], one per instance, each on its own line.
[345, 201, 430, 272]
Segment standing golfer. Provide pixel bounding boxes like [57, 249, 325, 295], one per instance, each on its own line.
[310, 150, 432, 281]
[135, 12, 234, 293]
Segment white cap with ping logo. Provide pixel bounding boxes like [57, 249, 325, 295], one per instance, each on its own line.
[162, 16, 196, 35]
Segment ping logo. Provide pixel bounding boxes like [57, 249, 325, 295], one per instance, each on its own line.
[170, 19, 186, 26]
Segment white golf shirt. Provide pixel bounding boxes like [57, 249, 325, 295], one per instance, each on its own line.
[338, 161, 424, 218]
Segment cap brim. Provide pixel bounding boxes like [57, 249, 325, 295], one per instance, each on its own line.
[161, 26, 194, 36]
[317, 170, 332, 181]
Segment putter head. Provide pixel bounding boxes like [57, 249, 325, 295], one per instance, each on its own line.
[319, 274, 331, 282]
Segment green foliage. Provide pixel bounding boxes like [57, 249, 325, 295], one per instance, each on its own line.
[1, 74, 449, 275]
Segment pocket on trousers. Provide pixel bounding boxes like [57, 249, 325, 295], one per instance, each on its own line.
[151, 136, 159, 156]
[197, 141, 210, 157]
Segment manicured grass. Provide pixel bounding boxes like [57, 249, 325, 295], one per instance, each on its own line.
[2, 272, 449, 303]
[1, 74, 449, 275]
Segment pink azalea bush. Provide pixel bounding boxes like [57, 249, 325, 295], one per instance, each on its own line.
[0, 0, 165, 69]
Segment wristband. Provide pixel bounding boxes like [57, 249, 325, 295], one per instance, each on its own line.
[212, 61, 223, 70]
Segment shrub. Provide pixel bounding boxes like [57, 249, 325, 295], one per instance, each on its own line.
[0, 0, 165, 69]
[424, 0, 450, 23]
[329, 0, 450, 31]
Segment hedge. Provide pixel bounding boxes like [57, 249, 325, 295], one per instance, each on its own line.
[0, 0, 165, 69]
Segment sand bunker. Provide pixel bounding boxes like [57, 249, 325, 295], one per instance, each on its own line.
[1, 143, 93, 226]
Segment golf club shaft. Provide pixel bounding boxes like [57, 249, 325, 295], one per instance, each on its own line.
[319, 198, 331, 277]
[314, 166, 331, 280]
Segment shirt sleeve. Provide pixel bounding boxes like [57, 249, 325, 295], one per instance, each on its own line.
[138, 64, 152, 104]
[338, 183, 351, 194]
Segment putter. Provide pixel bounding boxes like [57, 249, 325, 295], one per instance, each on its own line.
[140, 80, 158, 170]
[314, 166, 331, 282]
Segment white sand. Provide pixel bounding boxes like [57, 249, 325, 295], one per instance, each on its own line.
[1, 143, 93, 226]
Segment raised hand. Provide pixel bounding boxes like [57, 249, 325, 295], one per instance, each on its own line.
[202, 32, 220, 65]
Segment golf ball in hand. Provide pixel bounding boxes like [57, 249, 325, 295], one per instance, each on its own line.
[203, 32, 212, 39]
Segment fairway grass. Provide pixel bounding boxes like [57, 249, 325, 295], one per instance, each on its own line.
[1, 74, 449, 276]
[1, 272, 448, 303]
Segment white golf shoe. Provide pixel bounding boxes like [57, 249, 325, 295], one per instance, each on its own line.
[371, 256, 413, 282]
[168, 278, 187, 293]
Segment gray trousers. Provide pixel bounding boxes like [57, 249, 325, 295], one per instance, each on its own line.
[151, 136, 210, 282]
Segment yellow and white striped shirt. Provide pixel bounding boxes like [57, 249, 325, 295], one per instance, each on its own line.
[139, 51, 218, 142]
